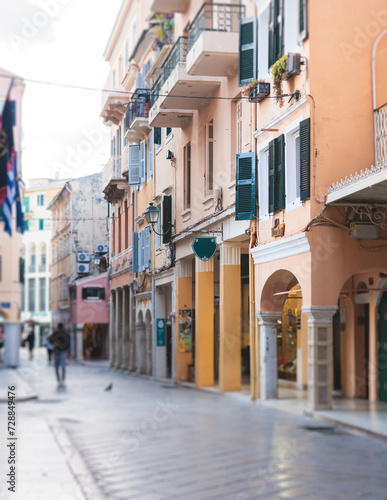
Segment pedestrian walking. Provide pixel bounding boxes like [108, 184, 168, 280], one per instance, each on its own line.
[44, 335, 54, 364]
[49, 323, 70, 388]
[27, 329, 35, 360]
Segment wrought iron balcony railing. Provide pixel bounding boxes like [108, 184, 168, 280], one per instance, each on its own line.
[188, 3, 244, 49]
[375, 103, 387, 165]
[151, 36, 189, 106]
[124, 89, 151, 132]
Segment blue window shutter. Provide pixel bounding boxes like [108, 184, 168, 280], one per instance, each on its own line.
[148, 131, 153, 178]
[140, 140, 146, 183]
[238, 17, 257, 86]
[132, 232, 138, 272]
[141, 229, 146, 271]
[235, 152, 256, 220]
[138, 230, 143, 271]
[128, 145, 141, 185]
[10, 100, 16, 126]
[300, 118, 310, 201]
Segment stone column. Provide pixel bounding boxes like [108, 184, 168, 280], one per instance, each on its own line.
[145, 321, 152, 376]
[114, 289, 122, 369]
[219, 243, 241, 393]
[136, 320, 146, 374]
[121, 286, 129, 370]
[74, 323, 83, 361]
[175, 260, 193, 382]
[302, 306, 337, 410]
[195, 257, 214, 387]
[129, 285, 136, 372]
[109, 290, 115, 367]
[257, 311, 282, 400]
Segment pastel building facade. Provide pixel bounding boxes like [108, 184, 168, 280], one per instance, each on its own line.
[0, 69, 25, 365]
[22, 178, 67, 346]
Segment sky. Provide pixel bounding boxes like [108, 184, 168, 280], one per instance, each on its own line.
[0, 0, 122, 183]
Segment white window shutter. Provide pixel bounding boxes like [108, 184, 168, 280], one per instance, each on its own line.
[139, 229, 144, 271]
[128, 145, 141, 185]
[147, 131, 153, 181]
[145, 226, 151, 268]
[140, 140, 146, 183]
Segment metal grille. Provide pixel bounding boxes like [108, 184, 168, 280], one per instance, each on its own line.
[375, 103, 387, 165]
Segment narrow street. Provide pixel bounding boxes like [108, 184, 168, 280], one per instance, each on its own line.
[1, 349, 387, 500]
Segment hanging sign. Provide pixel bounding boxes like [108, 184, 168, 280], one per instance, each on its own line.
[156, 319, 166, 346]
[192, 237, 217, 261]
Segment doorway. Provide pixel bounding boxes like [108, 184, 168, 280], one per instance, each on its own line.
[378, 293, 387, 401]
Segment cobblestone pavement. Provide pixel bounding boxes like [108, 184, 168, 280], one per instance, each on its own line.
[1, 349, 387, 499]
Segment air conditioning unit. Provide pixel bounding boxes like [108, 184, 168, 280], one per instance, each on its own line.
[350, 222, 378, 239]
[283, 53, 301, 80]
[77, 252, 91, 262]
[77, 262, 90, 274]
[95, 243, 108, 254]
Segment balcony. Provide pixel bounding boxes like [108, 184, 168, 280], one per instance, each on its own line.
[186, 3, 244, 77]
[150, 0, 189, 13]
[375, 103, 387, 166]
[101, 73, 130, 126]
[149, 36, 220, 128]
[124, 89, 151, 142]
[102, 155, 127, 203]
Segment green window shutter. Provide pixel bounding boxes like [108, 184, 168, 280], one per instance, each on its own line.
[39, 219, 44, 230]
[238, 17, 257, 86]
[132, 232, 139, 272]
[269, 0, 284, 67]
[268, 140, 275, 213]
[24, 220, 29, 231]
[166, 127, 172, 137]
[299, 0, 308, 41]
[154, 127, 161, 145]
[162, 195, 172, 244]
[235, 152, 256, 221]
[274, 134, 285, 211]
[300, 118, 310, 201]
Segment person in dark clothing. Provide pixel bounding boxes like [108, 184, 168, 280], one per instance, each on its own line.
[49, 323, 70, 387]
[27, 330, 35, 360]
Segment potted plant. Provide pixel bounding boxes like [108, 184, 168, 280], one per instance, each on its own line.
[243, 79, 270, 103]
[271, 55, 288, 107]
[152, 13, 174, 50]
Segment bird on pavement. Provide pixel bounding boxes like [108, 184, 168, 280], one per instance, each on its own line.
[104, 382, 113, 391]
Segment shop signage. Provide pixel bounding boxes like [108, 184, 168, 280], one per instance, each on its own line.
[192, 237, 217, 261]
[156, 319, 165, 346]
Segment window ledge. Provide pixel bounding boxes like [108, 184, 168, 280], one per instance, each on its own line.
[227, 180, 236, 197]
[202, 195, 214, 211]
[181, 208, 191, 222]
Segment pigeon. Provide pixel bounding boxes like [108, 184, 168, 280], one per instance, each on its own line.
[104, 382, 113, 391]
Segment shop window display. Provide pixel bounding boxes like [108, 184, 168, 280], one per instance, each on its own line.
[277, 291, 301, 381]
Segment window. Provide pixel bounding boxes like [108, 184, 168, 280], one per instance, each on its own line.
[28, 278, 35, 312]
[299, 0, 308, 41]
[184, 142, 191, 209]
[154, 127, 161, 146]
[162, 196, 172, 245]
[236, 101, 242, 154]
[166, 127, 172, 138]
[205, 120, 214, 194]
[269, 135, 285, 213]
[70, 287, 77, 301]
[23, 196, 30, 213]
[24, 220, 29, 231]
[155, 204, 161, 250]
[82, 287, 105, 300]
[30, 253, 36, 273]
[41, 252, 46, 271]
[37, 194, 44, 206]
[39, 278, 46, 312]
[268, 0, 284, 67]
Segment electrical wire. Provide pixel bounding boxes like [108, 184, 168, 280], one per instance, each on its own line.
[0, 72, 295, 102]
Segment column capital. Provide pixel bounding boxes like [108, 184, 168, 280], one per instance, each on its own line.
[176, 260, 192, 278]
[195, 257, 214, 273]
[220, 243, 241, 266]
[256, 311, 282, 326]
[302, 306, 337, 324]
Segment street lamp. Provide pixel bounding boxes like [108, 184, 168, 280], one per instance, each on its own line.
[144, 202, 174, 236]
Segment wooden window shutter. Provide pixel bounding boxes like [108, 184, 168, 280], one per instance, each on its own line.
[140, 140, 146, 183]
[132, 232, 139, 272]
[268, 140, 275, 213]
[299, 0, 308, 41]
[128, 145, 141, 185]
[145, 226, 151, 269]
[300, 118, 311, 201]
[148, 130, 153, 177]
[238, 17, 257, 86]
[274, 134, 285, 211]
[235, 152, 256, 221]
[162, 195, 172, 244]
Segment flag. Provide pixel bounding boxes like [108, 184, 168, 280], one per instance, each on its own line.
[3, 155, 15, 235]
[0, 82, 15, 208]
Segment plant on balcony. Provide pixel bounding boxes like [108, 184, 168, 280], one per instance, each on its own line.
[271, 55, 288, 107]
[152, 13, 174, 50]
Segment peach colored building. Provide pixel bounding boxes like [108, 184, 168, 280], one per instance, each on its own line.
[0, 69, 25, 366]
